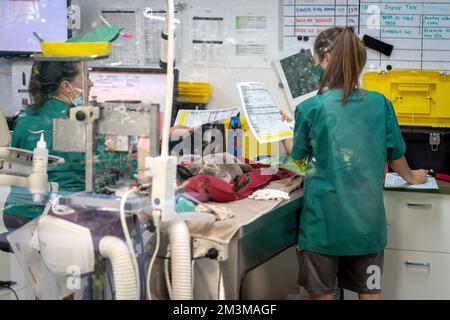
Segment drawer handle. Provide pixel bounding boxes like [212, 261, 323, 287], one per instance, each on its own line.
[405, 261, 431, 268]
[406, 203, 432, 209]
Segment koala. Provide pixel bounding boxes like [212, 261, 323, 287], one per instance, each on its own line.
[186, 152, 253, 183]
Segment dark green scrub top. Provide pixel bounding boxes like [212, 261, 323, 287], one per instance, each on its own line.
[12, 99, 86, 190]
[292, 89, 406, 256]
[4, 98, 130, 218]
[4, 99, 85, 218]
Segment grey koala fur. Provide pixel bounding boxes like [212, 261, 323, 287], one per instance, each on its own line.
[186, 153, 253, 183]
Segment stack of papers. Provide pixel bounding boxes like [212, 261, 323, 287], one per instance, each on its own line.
[384, 172, 439, 190]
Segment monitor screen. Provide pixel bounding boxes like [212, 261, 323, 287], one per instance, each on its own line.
[0, 0, 68, 55]
[89, 68, 168, 111]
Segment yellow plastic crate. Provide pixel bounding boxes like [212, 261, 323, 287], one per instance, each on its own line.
[363, 70, 450, 128]
[40, 42, 112, 56]
[177, 82, 212, 104]
[223, 116, 281, 161]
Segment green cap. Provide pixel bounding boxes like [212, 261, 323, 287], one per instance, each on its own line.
[66, 24, 123, 43]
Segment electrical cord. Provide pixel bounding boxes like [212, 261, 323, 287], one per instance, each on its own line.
[147, 209, 161, 300]
[0, 282, 19, 300]
[104, 259, 116, 300]
[119, 188, 140, 299]
[6, 287, 19, 300]
[164, 246, 173, 299]
[106, 270, 115, 300]
[192, 259, 196, 293]
[134, 215, 147, 300]
[217, 263, 222, 300]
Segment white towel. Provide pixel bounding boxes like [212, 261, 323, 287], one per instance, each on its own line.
[248, 189, 290, 201]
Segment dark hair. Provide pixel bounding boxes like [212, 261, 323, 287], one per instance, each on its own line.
[29, 61, 79, 108]
[316, 27, 367, 104]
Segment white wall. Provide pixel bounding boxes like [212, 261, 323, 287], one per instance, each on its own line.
[176, 0, 290, 113]
[0, 0, 292, 116]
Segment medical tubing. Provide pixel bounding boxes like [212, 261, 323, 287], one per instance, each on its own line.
[169, 219, 193, 300]
[99, 236, 139, 300]
[119, 188, 140, 298]
[0, 174, 28, 188]
[161, 0, 175, 157]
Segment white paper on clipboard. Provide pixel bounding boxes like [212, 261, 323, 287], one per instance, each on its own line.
[384, 172, 439, 190]
[237, 82, 293, 144]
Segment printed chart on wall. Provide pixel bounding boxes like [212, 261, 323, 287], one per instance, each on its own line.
[188, 7, 273, 68]
[282, 0, 450, 71]
[190, 8, 226, 66]
[142, 9, 181, 66]
[101, 10, 140, 66]
[96, 9, 181, 67]
[237, 82, 293, 144]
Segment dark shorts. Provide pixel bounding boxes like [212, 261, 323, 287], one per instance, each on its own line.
[297, 248, 384, 295]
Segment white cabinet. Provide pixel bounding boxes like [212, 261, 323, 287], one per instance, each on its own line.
[383, 190, 450, 299]
[383, 249, 450, 300]
[0, 250, 35, 300]
[385, 192, 450, 253]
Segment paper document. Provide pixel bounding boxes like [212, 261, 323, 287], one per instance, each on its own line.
[235, 15, 268, 32]
[89, 73, 141, 102]
[191, 12, 225, 65]
[237, 82, 293, 144]
[384, 172, 439, 190]
[175, 108, 240, 128]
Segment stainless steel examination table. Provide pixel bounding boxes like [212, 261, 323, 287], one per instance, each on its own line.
[218, 189, 304, 299]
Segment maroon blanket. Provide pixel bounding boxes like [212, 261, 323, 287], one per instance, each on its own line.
[182, 163, 295, 203]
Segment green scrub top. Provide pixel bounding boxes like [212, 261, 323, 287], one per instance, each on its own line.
[4, 98, 131, 218]
[292, 89, 406, 256]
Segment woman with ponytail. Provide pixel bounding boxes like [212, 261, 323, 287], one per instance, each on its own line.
[282, 27, 427, 300]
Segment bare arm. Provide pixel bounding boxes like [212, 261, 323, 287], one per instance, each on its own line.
[282, 138, 293, 156]
[388, 156, 428, 185]
[279, 110, 294, 156]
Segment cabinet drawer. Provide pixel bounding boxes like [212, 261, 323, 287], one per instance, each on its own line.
[384, 191, 450, 253]
[383, 249, 450, 300]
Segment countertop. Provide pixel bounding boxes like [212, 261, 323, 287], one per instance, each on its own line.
[385, 179, 450, 195]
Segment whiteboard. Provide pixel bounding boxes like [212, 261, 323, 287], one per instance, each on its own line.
[282, 0, 450, 72]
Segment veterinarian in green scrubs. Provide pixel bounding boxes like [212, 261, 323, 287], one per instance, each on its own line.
[282, 27, 428, 300]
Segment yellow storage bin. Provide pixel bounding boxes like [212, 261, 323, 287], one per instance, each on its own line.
[223, 116, 281, 161]
[40, 42, 112, 57]
[363, 70, 450, 128]
[177, 82, 212, 104]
